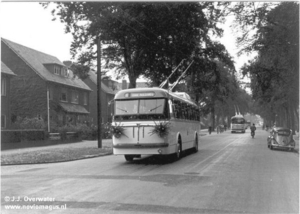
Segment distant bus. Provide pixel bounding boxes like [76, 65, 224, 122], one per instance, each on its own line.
[111, 87, 200, 161]
[231, 115, 246, 133]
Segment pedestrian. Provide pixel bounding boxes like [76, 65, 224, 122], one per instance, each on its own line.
[209, 126, 212, 134]
[250, 123, 256, 138]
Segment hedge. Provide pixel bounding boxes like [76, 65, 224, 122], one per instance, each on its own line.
[1, 130, 45, 143]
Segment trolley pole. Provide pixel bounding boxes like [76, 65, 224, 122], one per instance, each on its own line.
[97, 37, 102, 148]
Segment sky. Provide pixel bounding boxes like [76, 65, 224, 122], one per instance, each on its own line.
[0, 2, 253, 84]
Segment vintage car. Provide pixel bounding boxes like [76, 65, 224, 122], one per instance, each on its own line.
[267, 127, 295, 151]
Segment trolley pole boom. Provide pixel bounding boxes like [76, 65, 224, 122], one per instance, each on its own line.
[170, 60, 194, 91]
[159, 59, 186, 88]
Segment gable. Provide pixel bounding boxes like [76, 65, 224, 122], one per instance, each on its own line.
[2, 38, 91, 91]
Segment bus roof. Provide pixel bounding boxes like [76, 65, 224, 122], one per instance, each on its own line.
[231, 114, 245, 119]
[114, 87, 198, 106]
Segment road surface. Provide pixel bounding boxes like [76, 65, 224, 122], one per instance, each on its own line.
[1, 130, 299, 214]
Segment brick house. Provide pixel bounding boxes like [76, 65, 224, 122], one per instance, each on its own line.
[1, 38, 92, 130]
[1, 62, 16, 129]
[82, 71, 116, 125]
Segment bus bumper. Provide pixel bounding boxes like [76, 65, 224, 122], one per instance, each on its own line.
[113, 143, 170, 155]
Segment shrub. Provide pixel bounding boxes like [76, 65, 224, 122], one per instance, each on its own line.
[10, 116, 46, 130]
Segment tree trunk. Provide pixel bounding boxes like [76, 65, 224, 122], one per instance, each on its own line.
[211, 106, 215, 131]
[128, 74, 137, 89]
[289, 103, 296, 134]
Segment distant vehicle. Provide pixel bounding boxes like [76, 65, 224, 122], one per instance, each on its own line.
[245, 121, 251, 129]
[111, 87, 200, 161]
[231, 115, 246, 133]
[267, 127, 295, 151]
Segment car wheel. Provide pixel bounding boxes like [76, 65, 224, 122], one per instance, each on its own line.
[270, 145, 273, 150]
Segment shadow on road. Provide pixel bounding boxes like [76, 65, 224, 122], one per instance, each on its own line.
[125, 148, 197, 165]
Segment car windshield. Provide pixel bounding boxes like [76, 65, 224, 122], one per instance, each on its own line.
[277, 130, 290, 136]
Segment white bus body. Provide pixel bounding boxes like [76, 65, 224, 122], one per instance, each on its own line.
[111, 88, 200, 161]
[231, 115, 246, 133]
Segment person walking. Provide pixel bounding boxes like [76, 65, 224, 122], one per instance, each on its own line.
[250, 123, 256, 138]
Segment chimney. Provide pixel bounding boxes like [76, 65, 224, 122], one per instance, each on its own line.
[122, 80, 127, 90]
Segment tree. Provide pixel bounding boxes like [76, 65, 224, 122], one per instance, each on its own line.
[240, 2, 299, 132]
[43, 2, 227, 88]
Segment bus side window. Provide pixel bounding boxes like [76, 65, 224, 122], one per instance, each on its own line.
[178, 102, 183, 119]
[173, 100, 179, 119]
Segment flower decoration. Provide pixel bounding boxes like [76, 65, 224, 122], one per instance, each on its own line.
[149, 121, 171, 138]
[111, 123, 126, 138]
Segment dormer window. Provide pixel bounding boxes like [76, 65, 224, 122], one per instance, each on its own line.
[54, 66, 60, 75]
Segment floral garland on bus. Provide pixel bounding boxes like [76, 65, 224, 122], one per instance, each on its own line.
[110, 123, 126, 138]
[149, 121, 171, 138]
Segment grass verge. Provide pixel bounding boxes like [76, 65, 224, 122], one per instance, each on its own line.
[1, 147, 112, 165]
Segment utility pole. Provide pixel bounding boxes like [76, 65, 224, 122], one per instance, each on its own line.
[97, 37, 102, 148]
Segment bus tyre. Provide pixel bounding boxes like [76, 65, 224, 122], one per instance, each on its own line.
[174, 140, 182, 160]
[193, 135, 198, 153]
[124, 155, 134, 161]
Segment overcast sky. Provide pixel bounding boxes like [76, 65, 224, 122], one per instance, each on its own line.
[0, 2, 253, 82]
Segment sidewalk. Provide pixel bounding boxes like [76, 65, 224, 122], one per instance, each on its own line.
[1, 139, 113, 155]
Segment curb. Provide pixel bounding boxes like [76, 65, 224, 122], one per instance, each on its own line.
[1, 152, 113, 166]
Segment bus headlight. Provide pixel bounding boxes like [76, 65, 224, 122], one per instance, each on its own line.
[157, 149, 162, 154]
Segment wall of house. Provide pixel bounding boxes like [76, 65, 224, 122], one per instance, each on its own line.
[47, 82, 90, 127]
[1, 74, 12, 128]
[1, 43, 48, 122]
[83, 78, 114, 125]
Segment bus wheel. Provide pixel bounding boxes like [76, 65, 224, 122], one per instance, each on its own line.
[193, 135, 198, 153]
[124, 155, 134, 161]
[174, 140, 182, 160]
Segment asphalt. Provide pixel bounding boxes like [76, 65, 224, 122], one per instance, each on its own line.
[1, 129, 298, 155]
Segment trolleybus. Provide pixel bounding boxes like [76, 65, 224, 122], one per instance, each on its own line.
[231, 115, 246, 133]
[111, 87, 200, 161]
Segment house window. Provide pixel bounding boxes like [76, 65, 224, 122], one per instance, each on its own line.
[60, 88, 68, 102]
[83, 92, 88, 105]
[71, 90, 79, 104]
[58, 114, 63, 122]
[60, 67, 67, 77]
[48, 87, 53, 100]
[1, 115, 6, 128]
[1, 77, 6, 96]
[54, 66, 60, 75]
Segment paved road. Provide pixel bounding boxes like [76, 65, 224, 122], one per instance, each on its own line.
[1, 130, 299, 214]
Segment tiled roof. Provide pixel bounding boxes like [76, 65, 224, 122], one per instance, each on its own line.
[1, 62, 16, 76]
[59, 102, 89, 114]
[2, 38, 91, 91]
[87, 71, 115, 94]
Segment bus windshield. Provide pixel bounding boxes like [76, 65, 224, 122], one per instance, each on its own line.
[114, 98, 168, 120]
[231, 118, 245, 124]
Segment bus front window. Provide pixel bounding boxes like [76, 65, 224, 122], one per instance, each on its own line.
[115, 100, 138, 115]
[114, 99, 167, 120]
[232, 118, 245, 124]
[139, 99, 164, 114]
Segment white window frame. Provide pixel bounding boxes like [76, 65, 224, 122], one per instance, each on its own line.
[49, 87, 53, 100]
[1, 77, 6, 96]
[71, 90, 79, 104]
[60, 88, 68, 102]
[83, 92, 88, 105]
[54, 66, 60, 75]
